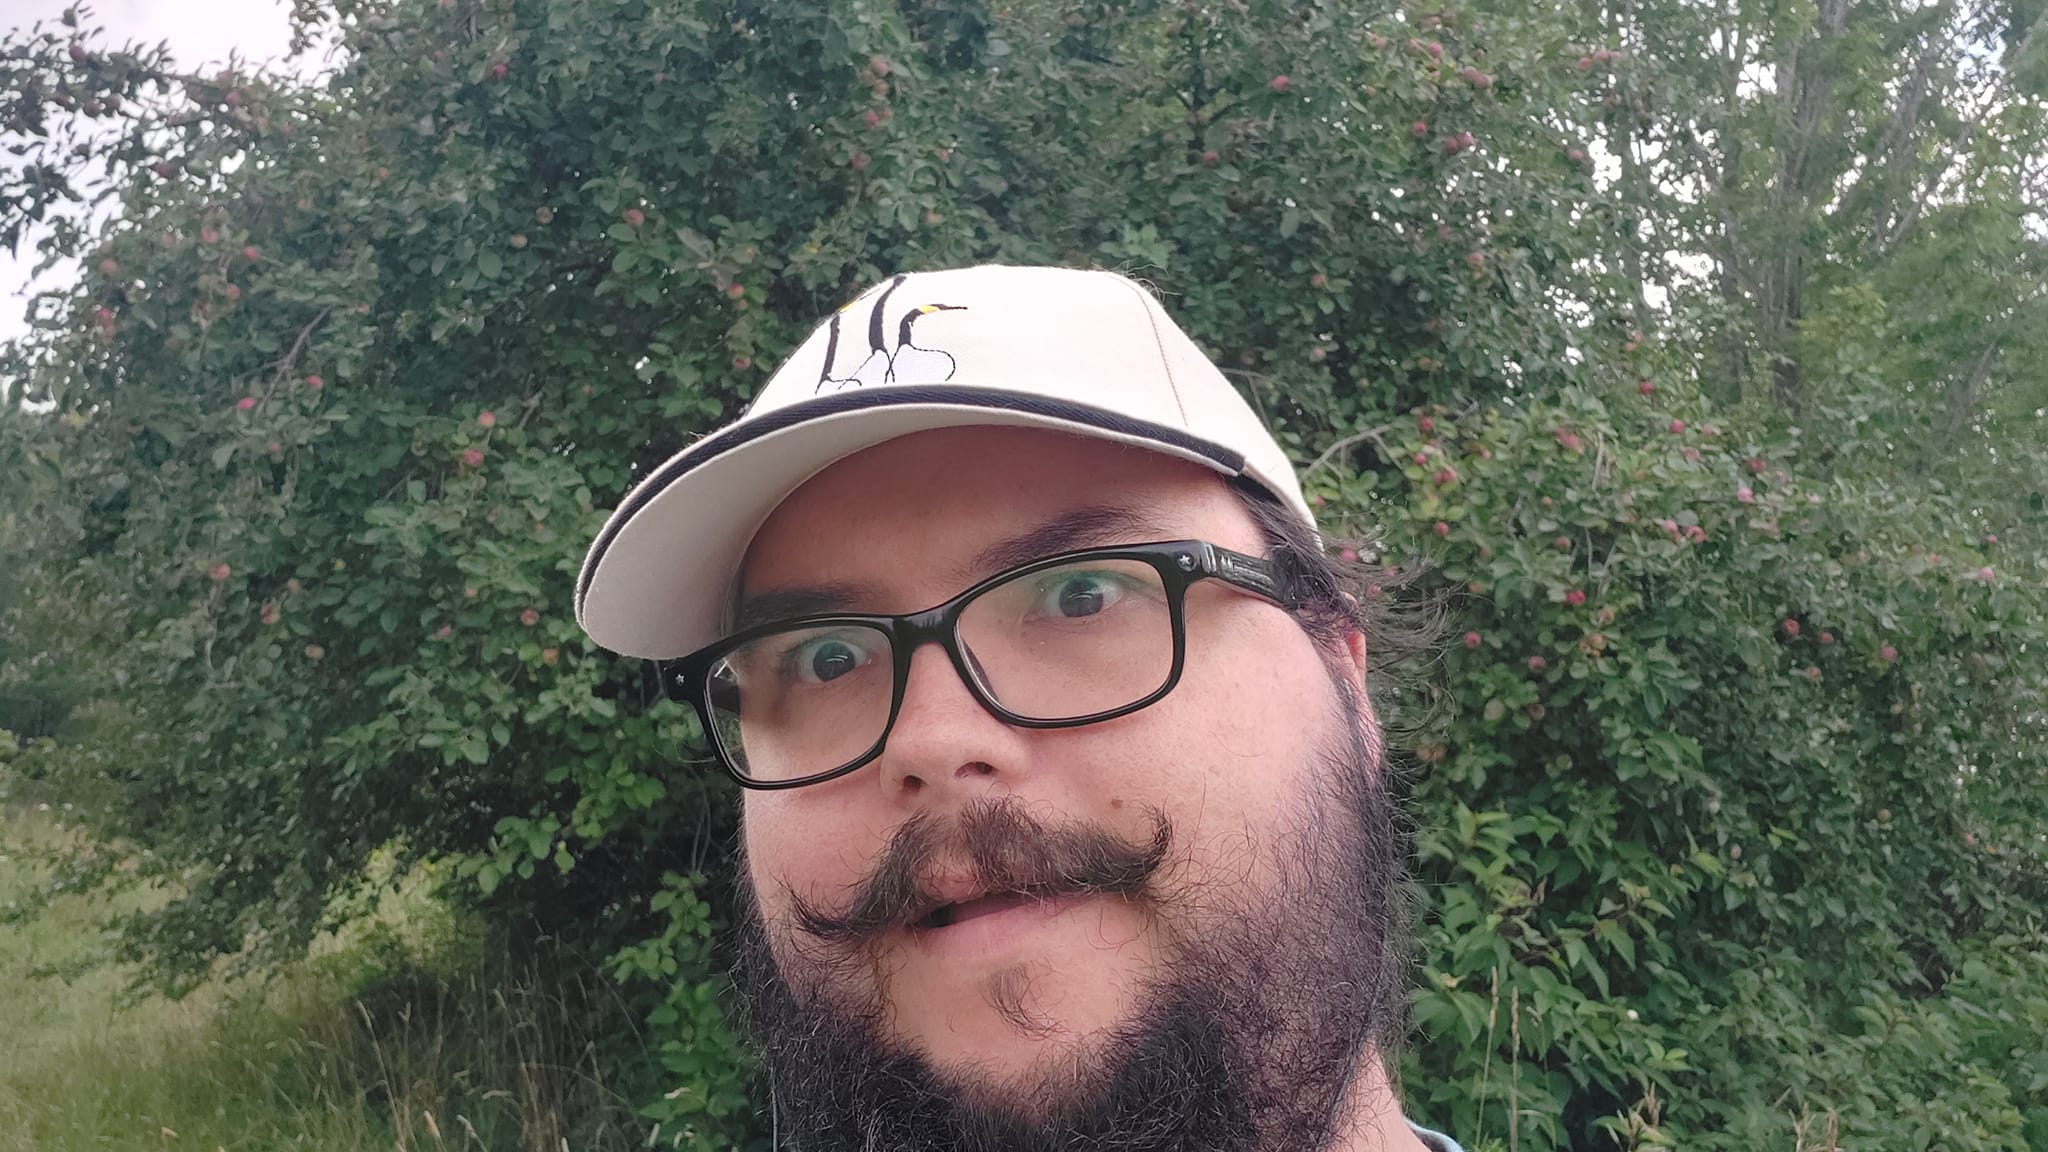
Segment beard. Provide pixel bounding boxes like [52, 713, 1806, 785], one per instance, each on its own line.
[730, 684, 1411, 1152]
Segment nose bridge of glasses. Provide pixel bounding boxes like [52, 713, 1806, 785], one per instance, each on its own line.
[895, 603, 996, 702]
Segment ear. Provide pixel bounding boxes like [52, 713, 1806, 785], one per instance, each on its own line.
[1337, 594, 1370, 699]
[1341, 626, 1370, 696]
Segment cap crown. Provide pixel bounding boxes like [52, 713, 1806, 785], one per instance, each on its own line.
[746, 266, 1305, 509]
[574, 265, 1314, 658]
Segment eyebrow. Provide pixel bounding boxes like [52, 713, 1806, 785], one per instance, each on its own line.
[729, 504, 1172, 632]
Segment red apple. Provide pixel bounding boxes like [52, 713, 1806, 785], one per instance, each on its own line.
[477, 410, 496, 428]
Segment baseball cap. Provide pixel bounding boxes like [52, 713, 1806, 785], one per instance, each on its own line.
[574, 264, 1316, 659]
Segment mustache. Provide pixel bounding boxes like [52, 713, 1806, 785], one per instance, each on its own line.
[788, 797, 1173, 943]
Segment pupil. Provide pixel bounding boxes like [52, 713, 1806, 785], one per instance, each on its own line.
[1058, 579, 1105, 618]
[811, 642, 856, 681]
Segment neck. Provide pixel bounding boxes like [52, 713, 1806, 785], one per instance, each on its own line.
[1320, 1052, 1430, 1152]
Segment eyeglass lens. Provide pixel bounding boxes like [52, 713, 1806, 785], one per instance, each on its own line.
[704, 557, 1175, 783]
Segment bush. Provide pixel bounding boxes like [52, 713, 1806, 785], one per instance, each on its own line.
[3, 0, 2044, 1147]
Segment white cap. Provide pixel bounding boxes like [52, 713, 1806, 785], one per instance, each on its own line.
[575, 264, 1315, 659]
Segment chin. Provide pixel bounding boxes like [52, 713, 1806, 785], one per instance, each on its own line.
[915, 1001, 1133, 1124]
[881, 899, 1160, 1095]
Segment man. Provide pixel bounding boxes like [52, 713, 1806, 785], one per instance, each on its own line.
[575, 265, 1457, 1152]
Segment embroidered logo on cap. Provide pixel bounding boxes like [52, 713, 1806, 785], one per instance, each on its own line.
[815, 273, 967, 393]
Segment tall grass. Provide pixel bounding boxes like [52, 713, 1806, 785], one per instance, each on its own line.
[0, 778, 654, 1152]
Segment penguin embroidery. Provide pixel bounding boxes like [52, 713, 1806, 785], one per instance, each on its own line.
[816, 275, 967, 393]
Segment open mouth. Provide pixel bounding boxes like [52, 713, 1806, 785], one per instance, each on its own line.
[914, 890, 1039, 930]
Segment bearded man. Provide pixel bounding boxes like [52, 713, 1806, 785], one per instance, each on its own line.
[574, 265, 1458, 1152]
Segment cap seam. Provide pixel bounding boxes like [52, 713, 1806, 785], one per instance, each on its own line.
[1114, 272, 1194, 430]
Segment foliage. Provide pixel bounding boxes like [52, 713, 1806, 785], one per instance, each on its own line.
[1361, 391, 2048, 1148]
[0, 788, 653, 1150]
[1, 0, 2044, 1148]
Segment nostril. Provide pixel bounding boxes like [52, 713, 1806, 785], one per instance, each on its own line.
[956, 761, 996, 780]
[901, 773, 926, 791]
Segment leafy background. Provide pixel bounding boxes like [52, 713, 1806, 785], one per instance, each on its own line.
[2, 0, 2045, 1148]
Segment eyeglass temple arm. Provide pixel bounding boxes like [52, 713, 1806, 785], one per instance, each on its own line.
[1197, 542, 1300, 609]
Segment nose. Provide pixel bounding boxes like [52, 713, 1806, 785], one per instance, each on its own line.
[874, 638, 1030, 802]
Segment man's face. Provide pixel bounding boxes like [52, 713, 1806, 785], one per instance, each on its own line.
[732, 426, 1403, 1145]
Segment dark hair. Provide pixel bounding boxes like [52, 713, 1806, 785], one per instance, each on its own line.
[1227, 478, 1446, 745]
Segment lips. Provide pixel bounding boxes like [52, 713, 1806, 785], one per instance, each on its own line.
[914, 890, 1038, 931]
[899, 888, 1096, 961]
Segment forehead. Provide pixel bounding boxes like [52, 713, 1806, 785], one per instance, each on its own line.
[738, 426, 1262, 613]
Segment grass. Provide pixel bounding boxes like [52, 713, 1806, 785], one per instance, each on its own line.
[0, 775, 649, 1152]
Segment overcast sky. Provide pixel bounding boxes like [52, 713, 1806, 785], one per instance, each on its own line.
[1, 0, 307, 352]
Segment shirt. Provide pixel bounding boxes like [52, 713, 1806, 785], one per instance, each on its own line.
[1411, 1122, 1465, 1152]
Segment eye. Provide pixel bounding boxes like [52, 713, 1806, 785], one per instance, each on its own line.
[783, 632, 880, 685]
[1035, 571, 1129, 620]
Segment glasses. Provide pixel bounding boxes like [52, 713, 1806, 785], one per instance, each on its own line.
[659, 540, 1298, 790]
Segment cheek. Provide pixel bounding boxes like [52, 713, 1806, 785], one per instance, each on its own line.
[1077, 609, 1338, 867]
[741, 794, 887, 923]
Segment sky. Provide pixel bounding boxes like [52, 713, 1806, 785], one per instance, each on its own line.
[1, 0, 308, 352]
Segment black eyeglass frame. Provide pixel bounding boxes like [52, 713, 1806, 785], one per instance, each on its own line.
[658, 539, 1299, 790]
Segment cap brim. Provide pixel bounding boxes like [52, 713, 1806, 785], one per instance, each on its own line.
[575, 386, 1247, 659]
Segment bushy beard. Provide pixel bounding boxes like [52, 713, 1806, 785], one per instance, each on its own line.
[730, 689, 1410, 1152]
